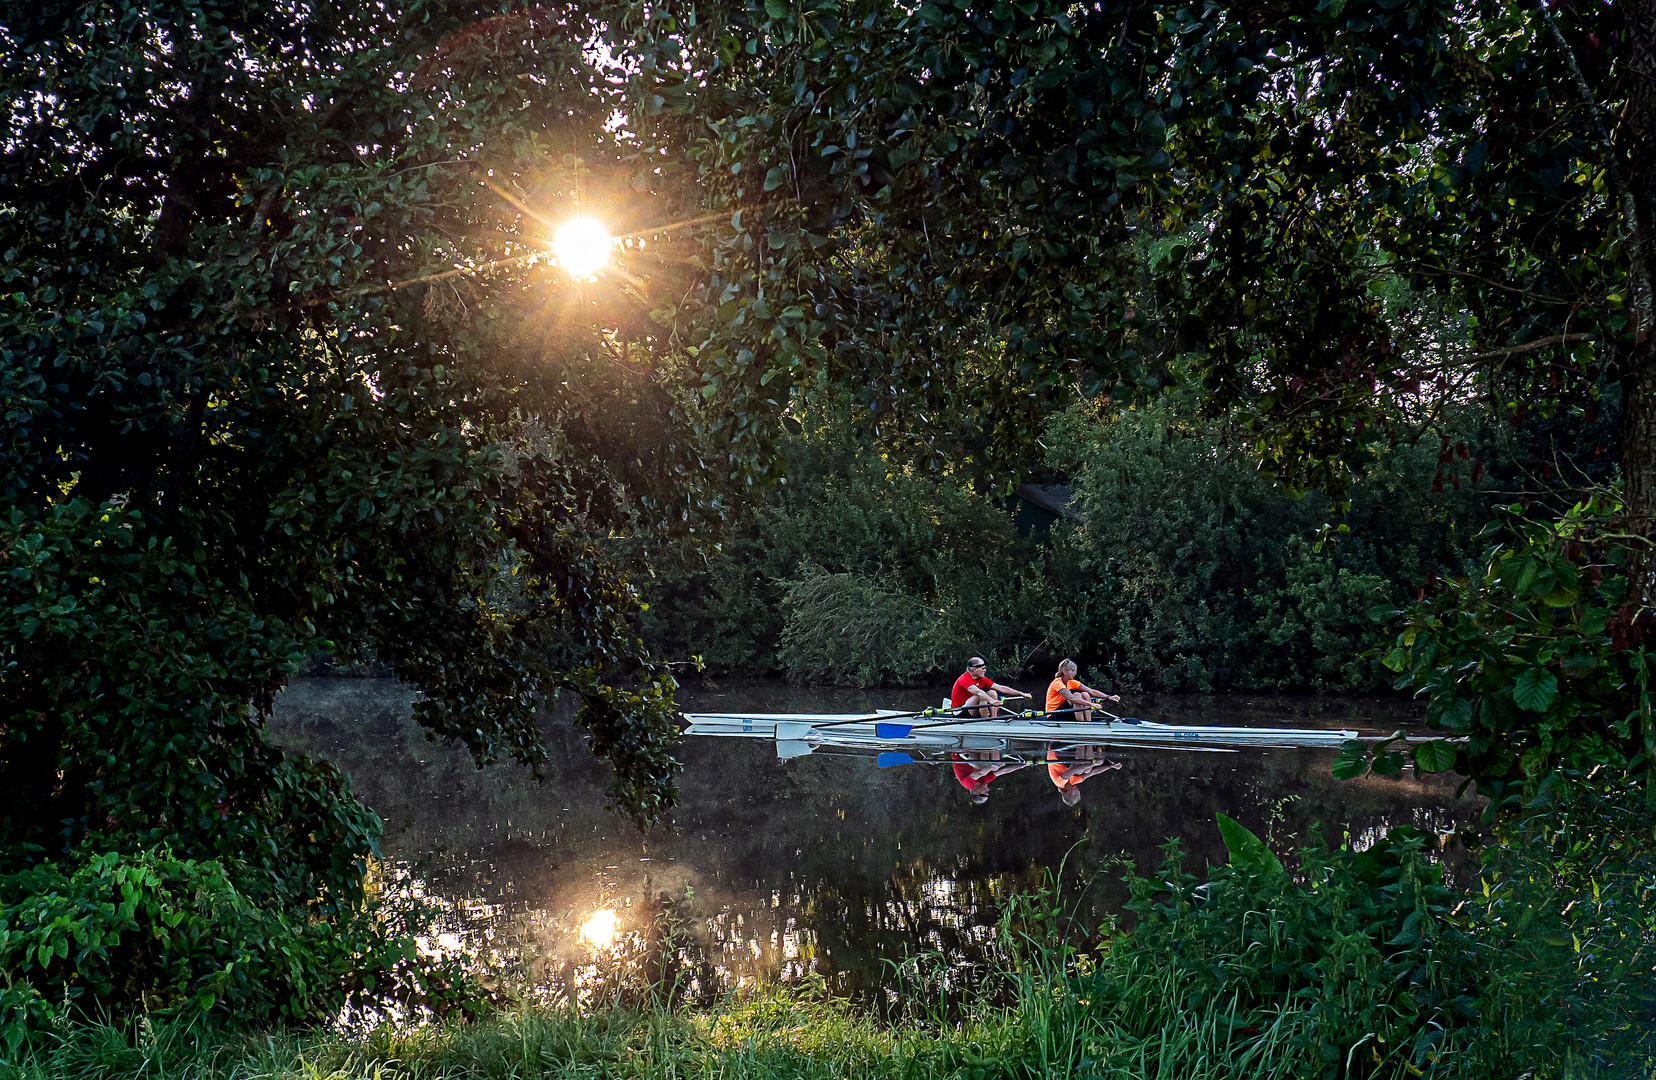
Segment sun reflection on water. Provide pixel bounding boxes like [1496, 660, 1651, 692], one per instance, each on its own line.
[580, 908, 619, 949]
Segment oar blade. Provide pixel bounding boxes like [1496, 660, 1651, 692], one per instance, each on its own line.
[876, 751, 916, 768]
[874, 723, 915, 739]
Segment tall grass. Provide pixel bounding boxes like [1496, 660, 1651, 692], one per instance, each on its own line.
[7, 807, 1653, 1080]
[4, 944, 1648, 1080]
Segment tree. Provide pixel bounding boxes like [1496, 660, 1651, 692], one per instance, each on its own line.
[660, 0, 1647, 498]
[634, 0, 1652, 790]
[0, 0, 755, 998]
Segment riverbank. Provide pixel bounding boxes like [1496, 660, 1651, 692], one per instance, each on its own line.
[2, 992, 1323, 1080]
[8, 808, 1653, 1080]
[0, 990, 1425, 1080]
[10, 945, 1646, 1080]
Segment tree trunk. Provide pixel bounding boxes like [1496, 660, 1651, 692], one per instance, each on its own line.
[1619, 0, 1656, 604]
[1625, 342, 1656, 600]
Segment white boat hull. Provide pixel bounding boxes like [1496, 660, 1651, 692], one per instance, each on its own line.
[682, 710, 1358, 749]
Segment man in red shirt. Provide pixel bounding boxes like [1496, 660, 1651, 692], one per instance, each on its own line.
[950, 657, 1029, 718]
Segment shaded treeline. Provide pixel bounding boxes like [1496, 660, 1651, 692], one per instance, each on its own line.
[639, 387, 1615, 690]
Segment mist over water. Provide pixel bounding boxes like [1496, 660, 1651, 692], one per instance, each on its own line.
[271, 678, 1478, 1010]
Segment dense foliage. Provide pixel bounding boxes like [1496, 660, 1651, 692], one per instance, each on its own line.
[4, 0, 1652, 1040]
[1040, 395, 1507, 691]
[9, 800, 1651, 1076]
[663, 0, 1651, 517]
[1345, 493, 1656, 800]
[642, 390, 1513, 690]
[639, 399, 1034, 683]
[1076, 791, 1656, 1075]
[0, 0, 741, 1029]
[0, 849, 479, 1051]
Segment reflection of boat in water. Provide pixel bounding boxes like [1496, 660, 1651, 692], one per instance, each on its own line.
[682, 709, 1359, 760]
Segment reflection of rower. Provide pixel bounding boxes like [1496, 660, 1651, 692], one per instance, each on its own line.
[952, 750, 1028, 805]
[951, 656, 1030, 718]
[1045, 659, 1119, 722]
[1047, 745, 1121, 806]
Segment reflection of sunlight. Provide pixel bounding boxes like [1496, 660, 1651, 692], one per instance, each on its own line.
[580, 908, 619, 948]
[551, 218, 611, 278]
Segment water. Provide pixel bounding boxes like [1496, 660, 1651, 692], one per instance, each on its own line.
[270, 677, 1478, 1011]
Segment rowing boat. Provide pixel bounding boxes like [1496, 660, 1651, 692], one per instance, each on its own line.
[682, 709, 1359, 758]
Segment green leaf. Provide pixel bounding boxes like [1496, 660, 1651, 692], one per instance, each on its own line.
[1216, 813, 1284, 876]
[764, 0, 790, 18]
[1332, 740, 1368, 780]
[1382, 646, 1407, 672]
[1512, 667, 1559, 712]
[1371, 751, 1405, 777]
[1541, 584, 1578, 608]
[1413, 739, 1458, 774]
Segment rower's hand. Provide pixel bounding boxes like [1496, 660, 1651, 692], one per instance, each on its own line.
[1108, 695, 1121, 702]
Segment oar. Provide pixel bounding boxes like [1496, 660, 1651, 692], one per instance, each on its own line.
[874, 747, 1172, 769]
[790, 704, 960, 733]
[782, 697, 1036, 739]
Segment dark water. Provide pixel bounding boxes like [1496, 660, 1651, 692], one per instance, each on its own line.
[270, 678, 1478, 1010]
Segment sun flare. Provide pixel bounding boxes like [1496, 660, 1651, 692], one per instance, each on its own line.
[580, 908, 619, 948]
[551, 218, 612, 279]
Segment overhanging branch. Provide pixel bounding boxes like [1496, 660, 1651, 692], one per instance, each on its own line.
[1465, 332, 1595, 362]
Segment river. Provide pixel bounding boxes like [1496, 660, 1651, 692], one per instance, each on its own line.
[270, 677, 1478, 1013]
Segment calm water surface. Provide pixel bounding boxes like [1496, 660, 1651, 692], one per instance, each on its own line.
[270, 678, 1478, 1009]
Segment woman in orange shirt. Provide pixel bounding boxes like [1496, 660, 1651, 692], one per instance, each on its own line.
[1044, 658, 1120, 721]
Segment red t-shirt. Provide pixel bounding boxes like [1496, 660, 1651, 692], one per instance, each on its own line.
[951, 671, 993, 708]
[952, 755, 996, 791]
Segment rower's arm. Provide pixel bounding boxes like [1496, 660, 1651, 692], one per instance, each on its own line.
[990, 681, 1029, 697]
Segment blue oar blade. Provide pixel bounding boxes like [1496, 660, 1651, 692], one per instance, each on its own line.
[876, 751, 916, 768]
[874, 723, 915, 739]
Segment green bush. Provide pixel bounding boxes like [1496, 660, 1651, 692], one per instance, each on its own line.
[0, 848, 479, 1053]
[996, 799, 1654, 1078]
[639, 391, 1513, 691]
[776, 566, 969, 686]
[1042, 393, 1502, 690]
[1364, 492, 1656, 800]
[640, 402, 1046, 684]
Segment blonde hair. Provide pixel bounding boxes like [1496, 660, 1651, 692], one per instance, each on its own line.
[1057, 658, 1078, 676]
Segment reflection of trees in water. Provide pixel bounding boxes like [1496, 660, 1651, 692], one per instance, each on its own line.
[273, 678, 1481, 1005]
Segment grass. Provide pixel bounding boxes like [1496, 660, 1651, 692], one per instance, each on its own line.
[10, 950, 1647, 1080]
[0, 988, 1343, 1080]
[8, 811, 1654, 1080]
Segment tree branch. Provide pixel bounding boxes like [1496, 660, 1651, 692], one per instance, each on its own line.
[1465, 331, 1595, 362]
[1539, 1, 1654, 345]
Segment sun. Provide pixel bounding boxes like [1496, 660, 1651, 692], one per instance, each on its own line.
[580, 908, 619, 948]
[551, 218, 612, 279]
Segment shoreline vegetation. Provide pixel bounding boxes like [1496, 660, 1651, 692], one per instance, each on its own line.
[638, 392, 1601, 693]
[8, 788, 1654, 1079]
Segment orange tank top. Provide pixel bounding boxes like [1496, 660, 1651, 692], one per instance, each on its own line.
[1048, 748, 1083, 788]
[1046, 677, 1080, 713]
